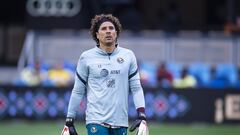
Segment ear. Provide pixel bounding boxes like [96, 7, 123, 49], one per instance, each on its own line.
[96, 32, 99, 39]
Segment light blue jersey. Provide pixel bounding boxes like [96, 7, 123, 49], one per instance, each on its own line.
[67, 46, 145, 127]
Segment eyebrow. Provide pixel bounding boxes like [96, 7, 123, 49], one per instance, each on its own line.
[100, 26, 115, 30]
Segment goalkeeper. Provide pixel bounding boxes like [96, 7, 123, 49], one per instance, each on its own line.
[62, 14, 148, 135]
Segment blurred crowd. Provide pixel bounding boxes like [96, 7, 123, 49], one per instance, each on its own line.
[140, 62, 240, 89]
[13, 61, 75, 87]
[12, 60, 240, 89]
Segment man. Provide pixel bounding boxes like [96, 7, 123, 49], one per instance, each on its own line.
[173, 66, 197, 88]
[157, 62, 173, 87]
[62, 14, 148, 135]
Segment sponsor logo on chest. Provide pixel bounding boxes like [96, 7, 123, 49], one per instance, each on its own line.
[110, 70, 120, 74]
[100, 69, 120, 77]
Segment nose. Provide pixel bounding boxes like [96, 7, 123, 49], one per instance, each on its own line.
[106, 28, 112, 32]
[106, 29, 111, 34]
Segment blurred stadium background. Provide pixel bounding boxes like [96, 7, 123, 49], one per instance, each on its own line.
[0, 0, 240, 135]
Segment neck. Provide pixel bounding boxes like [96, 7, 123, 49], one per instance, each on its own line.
[99, 43, 116, 53]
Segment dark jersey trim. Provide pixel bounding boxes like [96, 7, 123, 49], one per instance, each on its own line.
[129, 69, 138, 79]
[76, 72, 86, 85]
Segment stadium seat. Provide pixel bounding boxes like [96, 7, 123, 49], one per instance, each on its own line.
[189, 63, 210, 87]
[166, 62, 182, 79]
[216, 64, 237, 87]
[207, 79, 228, 89]
[27, 61, 50, 72]
[235, 80, 240, 89]
[12, 78, 27, 86]
[139, 62, 157, 87]
[63, 61, 76, 72]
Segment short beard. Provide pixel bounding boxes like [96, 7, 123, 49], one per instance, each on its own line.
[105, 42, 114, 46]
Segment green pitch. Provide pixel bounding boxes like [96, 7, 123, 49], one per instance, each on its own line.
[0, 121, 240, 135]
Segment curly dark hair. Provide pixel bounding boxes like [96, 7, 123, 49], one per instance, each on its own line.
[90, 14, 122, 44]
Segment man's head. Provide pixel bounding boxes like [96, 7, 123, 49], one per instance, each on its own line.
[90, 14, 122, 45]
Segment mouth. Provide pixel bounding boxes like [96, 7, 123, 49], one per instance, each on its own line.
[106, 36, 112, 39]
[105, 36, 112, 40]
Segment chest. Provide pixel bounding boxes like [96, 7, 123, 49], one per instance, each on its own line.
[87, 55, 130, 78]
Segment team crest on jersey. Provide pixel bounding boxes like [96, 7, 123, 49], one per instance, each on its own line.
[91, 126, 97, 133]
[100, 69, 109, 77]
[117, 57, 124, 63]
[106, 78, 115, 88]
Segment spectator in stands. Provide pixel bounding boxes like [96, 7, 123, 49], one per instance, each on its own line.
[207, 65, 228, 89]
[173, 66, 197, 88]
[47, 62, 73, 87]
[238, 66, 240, 79]
[209, 65, 217, 80]
[157, 62, 173, 87]
[18, 60, 46, 86]
[236, 66, 240, 88]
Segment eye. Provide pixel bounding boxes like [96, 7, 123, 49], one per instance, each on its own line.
[109, 26, 115, 30]
[101, 27, 107, 30]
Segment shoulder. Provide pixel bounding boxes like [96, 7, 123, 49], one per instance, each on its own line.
[82, 47, 96, 55]
[118, 46, 135, 55]
[80, 48, 96, 58]
[77, 48, 96, 63]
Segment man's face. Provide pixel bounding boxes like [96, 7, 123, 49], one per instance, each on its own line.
[96, 21, 117, 46]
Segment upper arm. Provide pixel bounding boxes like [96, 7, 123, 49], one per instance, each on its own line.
[73, 54, 88, 91]
[129, 51, 140, 81]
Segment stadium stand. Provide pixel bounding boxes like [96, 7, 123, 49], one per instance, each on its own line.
[2, 30, 239, 88]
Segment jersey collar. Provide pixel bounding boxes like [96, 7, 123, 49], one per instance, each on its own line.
[95, 44, 119, 56]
